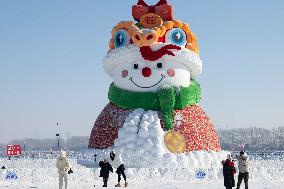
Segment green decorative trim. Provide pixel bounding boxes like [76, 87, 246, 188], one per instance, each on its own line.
[108, 80, 201, 130]
[158, 87, 176, 130]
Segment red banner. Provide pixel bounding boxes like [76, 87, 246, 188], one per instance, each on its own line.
[6, 145, 21, 156]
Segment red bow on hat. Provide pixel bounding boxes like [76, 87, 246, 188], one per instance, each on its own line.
[132, 0, 173, 21]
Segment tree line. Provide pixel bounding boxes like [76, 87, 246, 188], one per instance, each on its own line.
[0, 127, 283, 152]
[218, 127, 284, 151]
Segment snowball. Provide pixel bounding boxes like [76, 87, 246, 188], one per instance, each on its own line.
[152, 137, 163, 146]
[189, 158, 199, 169]
[138, 126, 149, 138]
[136, 137, 145, 146]
[126, 142, 136, 150]
[129, 125, 139, 133]
[124, 125, 132, 132]
[128, 120, 135, 126]
[177, 154, 188, 167]
[127, 134, 138, 142]
[140, 120, 150, 127]
[149, 126, 163, 138]
[142, 114, 149, 121]
[152, 120, 161, 127]
[124, 148, 135, 155]
[133, 115, 140, 122]
[148, 115, 155, 123]
[144, 139, 154, 151]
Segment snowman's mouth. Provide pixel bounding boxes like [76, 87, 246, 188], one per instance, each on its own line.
[129, 74, 165, 88]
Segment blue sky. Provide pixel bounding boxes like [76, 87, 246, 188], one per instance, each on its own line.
[0, 0, 284, 142]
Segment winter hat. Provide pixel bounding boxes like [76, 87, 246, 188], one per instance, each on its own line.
[60, 149, 66, 157]
[241, 151, 248, 157]
[110, 151, 115, 160]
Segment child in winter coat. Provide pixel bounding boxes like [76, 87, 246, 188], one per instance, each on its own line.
[99, 159, 113, 187]
[56, 149, 70, 189]
[222, 154, 236, 189]
[109, 151, 128, 187]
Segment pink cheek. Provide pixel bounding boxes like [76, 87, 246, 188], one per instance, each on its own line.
[121, 70, 128, 78]
[167, 68, 175, 77]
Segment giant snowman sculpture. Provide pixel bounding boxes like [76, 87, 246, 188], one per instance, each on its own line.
[88, 0, 224, 167]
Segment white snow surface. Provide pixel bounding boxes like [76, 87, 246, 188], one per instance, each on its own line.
[0, 157, 283, 189]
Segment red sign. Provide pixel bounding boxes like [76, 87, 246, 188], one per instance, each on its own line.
[6, 145, 22, 156]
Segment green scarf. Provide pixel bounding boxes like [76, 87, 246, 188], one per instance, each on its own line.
[108, 80, 201, 130]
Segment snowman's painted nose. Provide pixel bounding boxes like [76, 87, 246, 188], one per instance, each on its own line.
[142, 67, 151, 77]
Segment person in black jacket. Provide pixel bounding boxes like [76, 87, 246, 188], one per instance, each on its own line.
[222, 154, 236, 189]
[99, 159, 113, 187]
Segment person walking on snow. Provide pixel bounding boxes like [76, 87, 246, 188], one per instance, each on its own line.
[234, 151, 249, 189]
[99, 158, 113, 187]
[222, 154, 236, 189]
[108, 151, 128, 187]
[56, 149, 70, 189]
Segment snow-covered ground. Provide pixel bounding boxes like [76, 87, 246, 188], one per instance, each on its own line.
[0, 157, 284, 189]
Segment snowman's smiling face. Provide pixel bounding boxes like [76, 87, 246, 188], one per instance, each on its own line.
[103, 20, 202, 92]
[115, 61, 168, 91]
[114, 60, 189, 92]
[128, 63, 166, 89]
[105, 44, 199, 92]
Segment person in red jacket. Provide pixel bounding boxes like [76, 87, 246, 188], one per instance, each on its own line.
[222, 154, 236, 189]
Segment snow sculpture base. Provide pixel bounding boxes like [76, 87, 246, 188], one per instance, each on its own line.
[77, 148, 228, 169]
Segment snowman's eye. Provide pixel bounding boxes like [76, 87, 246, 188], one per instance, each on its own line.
[134, 64, 139, 69]
[157, 63, 163, 68]
[114, 29, 131, 48]
[165, 28, 187, 47]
